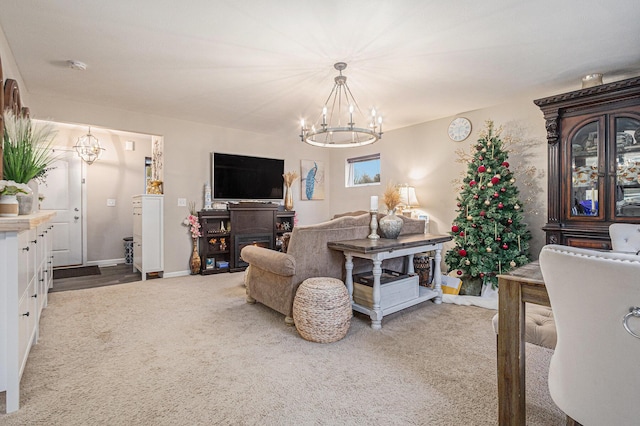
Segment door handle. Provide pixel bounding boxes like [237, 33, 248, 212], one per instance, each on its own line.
[74, 216, 80, 221]
[74, 207, 79, 212]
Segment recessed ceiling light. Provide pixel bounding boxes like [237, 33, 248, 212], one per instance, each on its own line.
[67, 60, 87, 71]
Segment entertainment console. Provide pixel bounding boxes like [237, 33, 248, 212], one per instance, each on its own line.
[198, 203, 294, 274]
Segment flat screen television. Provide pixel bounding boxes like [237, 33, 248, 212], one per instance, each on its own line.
[211, 152, 284, 200]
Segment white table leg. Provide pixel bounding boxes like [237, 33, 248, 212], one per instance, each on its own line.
[344, 252, 354, 302]
[407, 253, 415, 274]
[433, 245, 443, 304]
[370, 257, 383, 329]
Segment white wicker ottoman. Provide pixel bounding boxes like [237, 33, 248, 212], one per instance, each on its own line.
[293, 277, 352, 343]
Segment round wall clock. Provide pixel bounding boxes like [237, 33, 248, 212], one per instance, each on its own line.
[448, 117, 472, 142]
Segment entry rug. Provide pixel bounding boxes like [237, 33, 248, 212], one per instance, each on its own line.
[53, 265, 101, 280]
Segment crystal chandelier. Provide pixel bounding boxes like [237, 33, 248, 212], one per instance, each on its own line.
[300, 62, 383, 148]
[74, 127, 105, 165]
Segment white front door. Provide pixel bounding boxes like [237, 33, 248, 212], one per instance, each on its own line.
[40, 150, 83, 267]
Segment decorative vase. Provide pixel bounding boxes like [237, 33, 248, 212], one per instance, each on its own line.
[16, 192, 34, 215]
[190, 238, 201, 274]
[28, 180, 39, 213]
[147, 180, 163, 195]
[379, 208, 404, 239]
[284, 184, 294, 211]
[0, 194, 20, 217]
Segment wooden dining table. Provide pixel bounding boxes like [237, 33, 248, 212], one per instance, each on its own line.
[496, 261, 550, 425]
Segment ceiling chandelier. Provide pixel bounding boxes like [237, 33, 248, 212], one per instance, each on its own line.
[300, 62, 383, 148]
[74, 127, 105, 165]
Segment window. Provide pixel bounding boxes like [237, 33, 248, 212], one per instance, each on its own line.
[346, 154, 380, 187]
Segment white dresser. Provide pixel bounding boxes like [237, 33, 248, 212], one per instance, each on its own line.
[0, 211, 55, 413]
[132, 195, 164, 280]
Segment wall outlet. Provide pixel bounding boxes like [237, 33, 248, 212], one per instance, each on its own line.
[177, 198, 187, 207]
[107, 199, 116, 207]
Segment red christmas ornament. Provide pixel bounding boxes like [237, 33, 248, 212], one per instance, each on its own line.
[498, 202, 504, 209]
[493, 192, 499, 198]
[471, 223, 477, 228]
[473, 194, 479, 199]
[500, 187, 506, 193]
[481, 185, 486, 190]
[502, 161, 510, 168]
[459, 249, 467, 257]
[459, 231, 465, 236]
[476, 145, 483, 151]
[496, 236, 501, 241]
[452, 225, 459, 232]
[456, 270, 463, 276]
[491, 176, 500, 185]
[480, 272, 485, 278]
[507, 218, 513, 224]
[479, 211, 486, 217]
[479, 156, 484, 161]
[502, 243, 509, 250]
[469, 180, 477, 187]
[457, 202, 462, 207]
[478, 165, 486, 173]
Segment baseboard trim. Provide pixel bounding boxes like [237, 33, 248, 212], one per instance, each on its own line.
[163, 270, 190, 278]
[86, 258, 125, 267]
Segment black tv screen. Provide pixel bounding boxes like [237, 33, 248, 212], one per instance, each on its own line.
[211, 153, 284, 200]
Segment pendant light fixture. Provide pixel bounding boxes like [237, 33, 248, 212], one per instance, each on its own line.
[74, 127, 104, 165]
[300, 62, 383, 148]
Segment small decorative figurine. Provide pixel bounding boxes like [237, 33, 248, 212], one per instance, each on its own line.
[204, 182, 212, 210]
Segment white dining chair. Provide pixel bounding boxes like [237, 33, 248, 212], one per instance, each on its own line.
[539, 244, 640, 426]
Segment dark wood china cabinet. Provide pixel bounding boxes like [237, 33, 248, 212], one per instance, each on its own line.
[535, 76, 640, 249]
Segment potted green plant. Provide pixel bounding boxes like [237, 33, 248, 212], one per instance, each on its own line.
[3, 109, 58, 214]
[0, 179, 30, 217]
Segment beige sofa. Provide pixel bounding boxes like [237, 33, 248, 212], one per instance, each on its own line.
[241, 212, 426, 324]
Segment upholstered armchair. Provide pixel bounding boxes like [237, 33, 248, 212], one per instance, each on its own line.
[609, 223, 640, 254]
[539, 244, 640, 425]
[241, 213, 425, 325]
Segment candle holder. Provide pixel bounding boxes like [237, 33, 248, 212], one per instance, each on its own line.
[368, 210, 380, 240]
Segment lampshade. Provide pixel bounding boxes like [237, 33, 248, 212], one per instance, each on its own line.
[398, 185, 420, 209]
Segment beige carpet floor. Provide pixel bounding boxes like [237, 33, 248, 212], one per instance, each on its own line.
[0, 272, 564, 425]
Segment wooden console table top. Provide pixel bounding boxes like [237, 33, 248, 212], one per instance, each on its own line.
[328, 233, 451, 254]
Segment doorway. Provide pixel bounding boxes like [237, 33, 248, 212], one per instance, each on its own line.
[40, 149, 83, 267]
[39, 121, 157, 268]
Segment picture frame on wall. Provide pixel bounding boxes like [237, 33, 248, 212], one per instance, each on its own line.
[300, 159, 325, 200]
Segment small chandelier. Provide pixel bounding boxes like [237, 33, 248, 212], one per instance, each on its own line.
[74, 127, 105, 165]
[300, 62, 383, 148]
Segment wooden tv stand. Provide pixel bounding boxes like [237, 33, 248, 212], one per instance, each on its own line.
[198, 203, 294, 274]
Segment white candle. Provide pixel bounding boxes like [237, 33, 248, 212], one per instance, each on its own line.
[370, 196, 378, 211]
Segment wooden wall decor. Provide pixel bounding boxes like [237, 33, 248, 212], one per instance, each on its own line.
[0, 54, 31, 179]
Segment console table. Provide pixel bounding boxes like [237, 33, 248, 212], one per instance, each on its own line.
[328, 233, 452, 329]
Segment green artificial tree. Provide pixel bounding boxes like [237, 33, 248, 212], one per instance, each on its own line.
[445, 121, 531, 291]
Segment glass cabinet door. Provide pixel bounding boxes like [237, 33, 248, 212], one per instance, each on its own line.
[570, 121, 601, 217]
[614, 115, 640, 218]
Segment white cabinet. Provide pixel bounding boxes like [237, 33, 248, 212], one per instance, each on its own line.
[0, 211, 55, 413]
[132, 195, 164, 280]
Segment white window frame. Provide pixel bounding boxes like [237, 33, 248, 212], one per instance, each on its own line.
[346, 153, 381, 187]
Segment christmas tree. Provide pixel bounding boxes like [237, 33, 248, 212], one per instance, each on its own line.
[445, 121, 531, 290]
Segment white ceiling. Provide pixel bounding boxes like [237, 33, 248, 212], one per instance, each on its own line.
[1, 0, 639, 136]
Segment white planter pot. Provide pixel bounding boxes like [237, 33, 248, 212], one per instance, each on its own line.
[0, 194, 19, 217]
